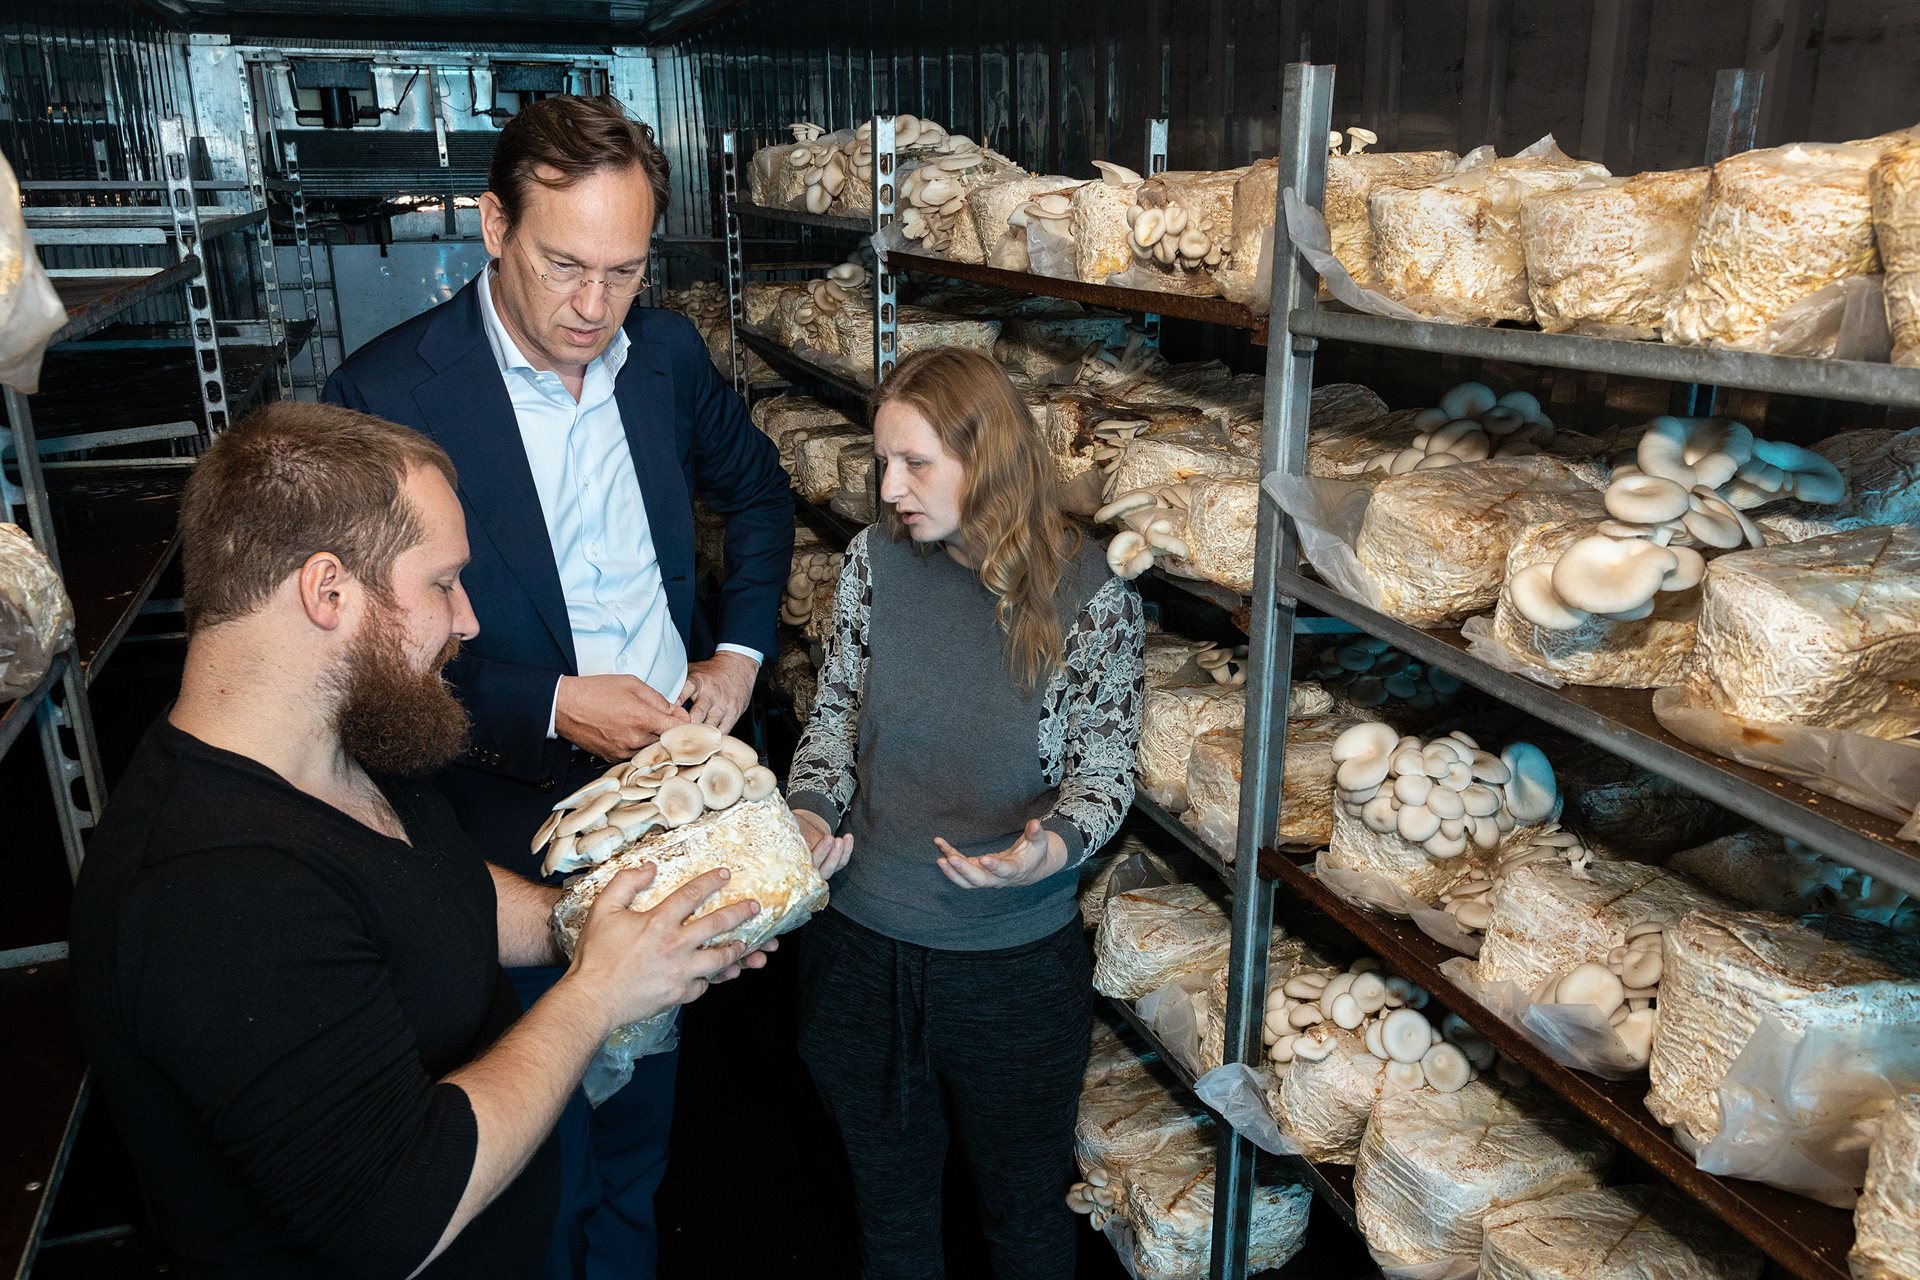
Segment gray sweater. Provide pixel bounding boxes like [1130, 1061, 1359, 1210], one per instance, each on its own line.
[787, 528, 1145, 950]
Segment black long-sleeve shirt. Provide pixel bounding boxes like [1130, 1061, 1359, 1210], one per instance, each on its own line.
[70, 719, 559, 1278]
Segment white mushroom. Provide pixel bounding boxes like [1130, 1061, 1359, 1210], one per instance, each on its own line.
[1382, 1009, 1431, 1064]
[1284, 973, 1329, 1000]
[1500, 743, 1557, 824]
[1439, 382, 1497, 420]
[1752, 438, 1847, 505]
[1397, 803, 1441, 844]
[1293, 1030, 1337, 1063]
[698, 756, 747, 809]
[1385, 1060, 1427, 1091]
[654, 776, 706, 828]
[1662, 545, 1707, 592]
[661, 722, 726, 767]
[530, 809, 563, 854]
[1553, 962, 1625, 1017]
[1621, 948, 1663, 989]
[1349, 972, 1388, 1014]
[1454, 898, 1494, 931]
[1105, 530, 1154, 579]
[1288, 1004, 1325, 1029]
[1508, 562, 1590, 631]
[1616, 1008, 1658, 1066]
[1092, 160, 1141, 186]
[1550, 535, 1677, 620]
[608, 802, 664, 841]
[1329, 993, 1365, 1029]
[1636, 416, 1752, 489]
[1605, 473, 1693, 525]
[742, 765, 779, 803]
[1268, 1035, 1298, 1065]
[1331, 721, 1398, 794]
[1422, 1042, 1472, 1092]
[1365, 1019, 1389, 1060]
[556, 790, 622, 838]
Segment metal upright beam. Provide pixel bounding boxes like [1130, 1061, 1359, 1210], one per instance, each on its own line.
[870, 114, 899, 386]
[721, 129, 748, 397]
[1141, 118, 1169, 350]
[237, 70, 291, 401]
[160, 117, 230, 438]
[282, 140, 326, 395]
[1211, 61, 1335, 1280]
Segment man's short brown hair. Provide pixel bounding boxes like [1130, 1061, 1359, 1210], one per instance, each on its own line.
[488, 95, 671, 230]
[180, 402, 457, 632]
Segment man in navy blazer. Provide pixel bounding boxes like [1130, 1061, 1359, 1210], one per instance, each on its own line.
[323, 96, 792, 1280]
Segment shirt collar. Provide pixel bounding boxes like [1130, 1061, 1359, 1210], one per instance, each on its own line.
[477, 263, 631, 383]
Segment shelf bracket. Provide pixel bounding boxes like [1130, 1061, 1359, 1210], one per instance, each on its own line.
[282, 139, 328, 396]
[238, 69, 292, 401]
[37, 654, 106, 881]
[1141, 118, 1169, 350]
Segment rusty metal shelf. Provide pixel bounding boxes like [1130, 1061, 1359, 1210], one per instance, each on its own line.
[1132, 794, 1233, 887]
[735, 329, 872, 400]
[46, 260, 200, 346]
[888, 250, 1270, 342]
[1260, 846, 1856, 1280]
[737, 201, 872, 234]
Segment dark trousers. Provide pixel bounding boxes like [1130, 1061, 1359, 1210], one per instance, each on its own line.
[795, 907, 1094, 1280]
[442, 752, 678, 1280]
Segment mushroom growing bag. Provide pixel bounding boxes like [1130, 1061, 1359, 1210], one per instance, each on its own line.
[1519, 168, 1710, 337]
[1182, 714, 1360, 855]
[1093, 883, 1231, 1000]
[1875, 143, 1920, 366]
[1472, 858, 1719, 995]
[1852, 1091, 1920, 1280]
[1123, 1139, 1313, 1280]
[551, 794, 829, 1102]
[0, 523, 72, 699]
[1479, 1184, 1762, 1280]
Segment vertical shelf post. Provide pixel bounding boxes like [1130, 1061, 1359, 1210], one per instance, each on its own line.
[282, 139, 326, 396]
[160, 117, 229, 439]
[1673, 68, 1766, 418]
[1209, 62, 1336, 1280]
[722, 129, 748, 397]
[238, 68, 291, 400]
[871, 114, 899, 386]
[1141, 117, 1169, 350]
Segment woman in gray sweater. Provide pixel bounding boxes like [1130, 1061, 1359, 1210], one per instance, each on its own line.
[786, 346, 1145, 1280]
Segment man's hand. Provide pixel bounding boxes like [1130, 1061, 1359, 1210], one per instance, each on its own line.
[562, 864, 762, 1028]
[793, 808, 853, 879]
[682, 651, 759, 731]
[555, 674, 690, 760]
[934, 820, 1067, 890]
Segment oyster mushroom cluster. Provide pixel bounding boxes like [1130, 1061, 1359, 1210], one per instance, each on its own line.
[534, 723, 780, 877]
[1193, 642, 1250, 688]
[1301, 635, 1464, 711]
[1265, 957, 1494, 1095]
[1361, 382, 1557, 475]
[898, 146, 1014, 253]
[776, 263, 869, 351]
[1009, 188, 1076, 250]
[781, 547, 845, 629]
[1436, 824, 1594, 935]
[1331, 724, 1559, 862]
[1511, 415, 1847, 632]
[1125, 188, 1226, 273]
[1531, 915, 1673, 1069]
[1065, 1170, 1121, 1228]
[1098, 483, 1193, 579]
[1327, 126, 1379, 156]
[779, 114, 991, 218]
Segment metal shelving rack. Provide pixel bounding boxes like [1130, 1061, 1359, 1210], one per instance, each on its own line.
[721, 118, 900, 403]
[1214, 60, 1908, 1280]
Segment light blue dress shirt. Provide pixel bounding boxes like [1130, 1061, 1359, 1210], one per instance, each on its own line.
[476, 270, 758, 738]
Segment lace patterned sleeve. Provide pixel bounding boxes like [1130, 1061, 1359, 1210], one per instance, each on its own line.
[784, 528, 872, 830]
[1039, 575, 1146, 867]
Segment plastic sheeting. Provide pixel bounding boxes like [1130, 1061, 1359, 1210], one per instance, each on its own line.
[0, 523, 72, 698]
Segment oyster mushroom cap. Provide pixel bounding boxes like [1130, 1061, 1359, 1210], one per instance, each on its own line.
[1753, 437, 1847, 506]
[654, 776, 706, 828]
[609, 801, 664, 840]
[556, 790, 622, 838]
[1550, 535, 1678, 617]
[1382, 1009, 1432, 1065]
[1385, 1060, 1427, 1091]
[530, 809, 563, 854]
[1330, 721, 1398, 794]
[553, 775, 622, 812]
[715, 737, 760, 771]
[1553, 962, 1626, 1016]
[661, 722, 727, 766]
[1177, 227, 1211, 261]
[1365, 1019, 1389, 1059]
[740, 765, 779, 805]
[1439, 382, 1498, 420]
[1092, 160, 1142, 186]
[1499, 742, 1557, 823]
[1662, 544, 1707, 592]
[1105, 530, 1153, 580]
[1616, 1008, 1658, 1066]
[697, 756, 747, 809]
[1345, 127, 1379, 153]
[1131, 206, 1168, 250]
[1293, 1029, 1338, 1063]
[1349, 972, 1388, 1014]
[1329, 992, 1365, 1029]
[1096, 489, 1158, 524]
[1509, 562, 1591, 631]
[1605, 473, 1692, 525]
[1422, 1042, 1472, 1092]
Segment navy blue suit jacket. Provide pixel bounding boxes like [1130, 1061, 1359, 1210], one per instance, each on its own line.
[323, 275, 793, 794]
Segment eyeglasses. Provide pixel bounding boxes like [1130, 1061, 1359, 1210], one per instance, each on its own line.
[512, 236, 651, 299]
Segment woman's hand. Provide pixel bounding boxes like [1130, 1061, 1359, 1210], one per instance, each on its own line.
[934, 820, 1067, 890]
[793, 808, 854, 879]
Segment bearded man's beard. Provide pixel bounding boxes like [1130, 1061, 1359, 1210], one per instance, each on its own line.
[331, 602, 470, 775]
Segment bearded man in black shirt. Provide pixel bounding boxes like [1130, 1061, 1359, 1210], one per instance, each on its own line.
[69, 401, 771, 1279]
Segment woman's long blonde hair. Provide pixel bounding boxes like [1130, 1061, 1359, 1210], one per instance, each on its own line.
[875, 347, 1081, 694]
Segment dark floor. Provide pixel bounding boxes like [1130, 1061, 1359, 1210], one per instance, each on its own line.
[9, 633, 1135, 1279]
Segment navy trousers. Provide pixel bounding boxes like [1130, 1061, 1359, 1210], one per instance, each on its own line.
[442, 752, 678, 1280]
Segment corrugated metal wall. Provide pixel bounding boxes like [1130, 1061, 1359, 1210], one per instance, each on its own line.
[654, 0, 1920, 240]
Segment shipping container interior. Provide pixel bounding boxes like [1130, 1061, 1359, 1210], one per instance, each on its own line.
[4, 1, 1920, 1277]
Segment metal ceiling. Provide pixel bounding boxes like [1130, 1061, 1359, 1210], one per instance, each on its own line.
[135, 0, 741, 42]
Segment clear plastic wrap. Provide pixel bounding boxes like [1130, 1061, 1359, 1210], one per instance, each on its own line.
[1664, 140, 1896, 350]
[1368, 138, 1611, 324]
[1175, 475, 1260, 595]
[1687, 527, 1920, 739]
[1644, 909, 1920, 1152]
[1876, 144, 1920, 366]
[1092, 883, 1231, 1000]
[0, 523, 73, 698]
[1274, 1028, 1389, 1164]
[1475, 517, 1702, 689]
[551, 795, 829, 1101]
[1137, 683, 1245, 812]
[1265, 458, 1607, 627]
[1473, 858, 1719, 995]
[1443, 957, 1659, 1082]
[1519, 169, 1710, 336]
[1103, 168, 1246, 299]
[1852, 1091, 1920, 1280]
[1479, 1184, 1762, 1280]
[1124, 1131, 1312, 1280]
[1072, 176, 1142, 285]
[968, 173, 1081, 268]
[1182, 714, 1359, 855]
[1075, 1056, 1216, 1181]
[1079, 839, 1181, 934]
[1354, 1081, 1615, 1271]
[0, 148, 67, 393]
